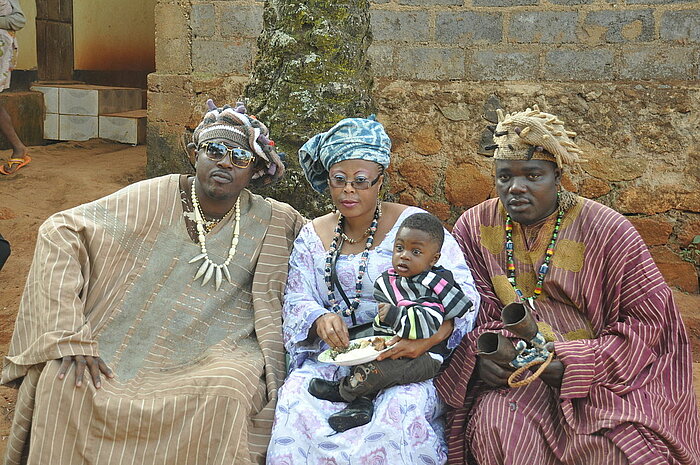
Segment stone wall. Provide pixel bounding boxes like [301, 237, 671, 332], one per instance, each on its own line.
[148, 0, 700, 292]
[368, 0, 698, 82]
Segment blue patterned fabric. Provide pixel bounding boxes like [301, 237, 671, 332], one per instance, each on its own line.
[299, 116, 392, 193]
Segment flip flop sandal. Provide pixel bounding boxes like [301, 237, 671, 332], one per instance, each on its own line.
[0, 154, 31, 175]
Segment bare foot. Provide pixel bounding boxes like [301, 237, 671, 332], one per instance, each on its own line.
[0, 152, 31, 175]
[11, 145, 28, 159]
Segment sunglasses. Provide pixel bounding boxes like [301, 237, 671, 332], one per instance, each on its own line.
[199, 142, 255, 169]
[328, 172, 382, 190]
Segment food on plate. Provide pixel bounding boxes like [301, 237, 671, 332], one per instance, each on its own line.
[328, 337, 389, 362]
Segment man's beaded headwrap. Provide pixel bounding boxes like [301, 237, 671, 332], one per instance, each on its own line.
[491, 104, 583, 169]
[189, 100, 285, 187]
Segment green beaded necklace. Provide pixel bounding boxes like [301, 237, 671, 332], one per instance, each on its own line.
[505, 208, 564, 301]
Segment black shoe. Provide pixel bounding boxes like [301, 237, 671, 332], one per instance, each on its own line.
[328, 397, 374, 432]
[308, 378, 344, 402]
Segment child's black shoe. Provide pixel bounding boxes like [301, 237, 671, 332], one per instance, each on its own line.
[328, 397, 374, 432]
[308, 378, 344, 402]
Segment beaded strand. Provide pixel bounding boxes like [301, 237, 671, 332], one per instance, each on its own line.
[324, 205, 381, 316]
[188, 179, 241, 290]
[340, 226, 372, 244]
[194, 198, 236, 233]
[505, 209, 563, 300]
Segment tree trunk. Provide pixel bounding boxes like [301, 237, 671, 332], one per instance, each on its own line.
[245, 0, 375, 217]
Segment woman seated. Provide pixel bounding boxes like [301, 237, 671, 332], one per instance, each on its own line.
[267, 116, 480, 464]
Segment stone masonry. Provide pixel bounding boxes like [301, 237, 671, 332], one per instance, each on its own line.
[149, 0, 700, 292]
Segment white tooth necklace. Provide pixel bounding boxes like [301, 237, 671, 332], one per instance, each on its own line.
[188, 179, 240, 290]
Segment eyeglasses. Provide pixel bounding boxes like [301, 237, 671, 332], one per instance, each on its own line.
[199, 142, 255, 169]
[328, 173, 383, 190]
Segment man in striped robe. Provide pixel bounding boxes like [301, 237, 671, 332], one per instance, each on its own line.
[1, 102, 304, 464]
[435, 105, 700, 464]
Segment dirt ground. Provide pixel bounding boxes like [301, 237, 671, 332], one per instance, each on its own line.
[0, 140, 697, 457]
[0, 140, 147, 454]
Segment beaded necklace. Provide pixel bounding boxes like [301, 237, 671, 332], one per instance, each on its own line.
[341, 226, 372, 244]
[324, 205, 381, 316]
[194, 198, 236, 233]
[188, 179, 241, 290]
[505, 209, 563, 301]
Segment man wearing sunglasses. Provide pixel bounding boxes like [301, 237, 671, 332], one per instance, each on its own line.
[1, 101, 305, 465]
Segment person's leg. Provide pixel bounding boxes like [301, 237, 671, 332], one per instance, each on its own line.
[339, 354, 441, 401]
[0, 104, 27, 159]
[327, 355, 441, 432]
[467, 382, 629, 465]
[0, 234, 10, 271]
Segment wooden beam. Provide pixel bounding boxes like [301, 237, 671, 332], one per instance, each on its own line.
[37, 0, 72, 22]
[36, 20, 74, 81]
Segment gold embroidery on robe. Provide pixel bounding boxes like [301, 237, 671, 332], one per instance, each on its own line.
[492, 274, 517, 305]
[564, 326, 595, 341]
[480, 225, 505, 256]
[537, 321, 557, 342]
[551, 239, 586, 273]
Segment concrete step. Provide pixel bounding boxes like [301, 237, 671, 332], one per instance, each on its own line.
[58, 114, 98, 141]
[99, 109, 146, 145]
[0, 91, 45, 149]
[31, 83, 142, 116]
[31, 83, 144, 142]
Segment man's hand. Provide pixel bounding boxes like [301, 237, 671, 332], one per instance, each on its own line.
[535, 346, 564, 388]
[377, 319, 454, 361]
[57, 355, 114, 389]
[313, 313, 350, 350]
[531, 359, 564, 389]
[377, 303, 391, 322]
[475, 356, 515, 387]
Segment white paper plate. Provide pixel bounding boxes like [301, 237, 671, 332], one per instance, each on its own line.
[318, 336, 393, 366]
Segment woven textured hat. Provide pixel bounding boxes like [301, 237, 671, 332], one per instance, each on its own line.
[492, 105, 583, 168]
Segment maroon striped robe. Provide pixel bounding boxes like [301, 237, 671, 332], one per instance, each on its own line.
[436, 197, 700, 465]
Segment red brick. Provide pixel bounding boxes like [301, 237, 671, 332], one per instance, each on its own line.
[580, 177, 611, 198]
[445, 162, 493, 209]
[650, 246, 699, 293]
[397, 155, 441, 196]
[629, 216, 674, 247]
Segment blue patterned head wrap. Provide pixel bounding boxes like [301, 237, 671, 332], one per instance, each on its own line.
[299, 116, 391, 193]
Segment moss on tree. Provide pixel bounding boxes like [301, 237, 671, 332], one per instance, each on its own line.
[246, 0, 375, 217]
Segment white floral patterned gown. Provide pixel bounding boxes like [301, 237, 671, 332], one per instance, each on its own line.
[267, 206, 480, 465]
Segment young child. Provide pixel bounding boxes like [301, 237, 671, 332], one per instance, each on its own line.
[308, 212, 474, 432]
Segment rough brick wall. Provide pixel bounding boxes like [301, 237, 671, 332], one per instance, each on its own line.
[148, 0, 700, 292]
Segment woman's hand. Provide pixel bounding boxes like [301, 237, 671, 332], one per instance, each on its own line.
[377, 319, 454, 361]
[313, 313, 350, 350]
[57, 355, 114, 389]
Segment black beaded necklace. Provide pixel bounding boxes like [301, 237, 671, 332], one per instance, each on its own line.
[324, 205, 381, 316]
